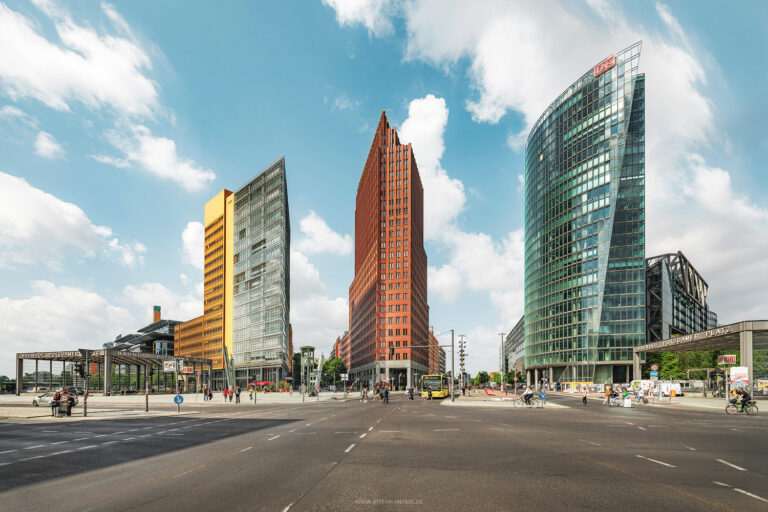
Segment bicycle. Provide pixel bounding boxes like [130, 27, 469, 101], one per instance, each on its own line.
[726, 400, 758, 415]
[514, 395, 536, 408]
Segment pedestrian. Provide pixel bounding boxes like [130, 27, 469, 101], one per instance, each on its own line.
[602, 386, 611, 405]
[235, 386, 241, 404]
[382, 386, 389, 404]
[408, 386, 414, 400]
[461, 384, 466, 396]
[208, 388, 213, 401]
[52, 389, 61, 417]
[223, 388, 228, 402]
[249, 388, 253, 401]
[582, 388, 588, 406]
[427, 386, 433, 401]
[229, 388, 233, 402]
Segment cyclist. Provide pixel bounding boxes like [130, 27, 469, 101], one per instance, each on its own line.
[522, 386, 534, 406]
[731, 388, 752, 411]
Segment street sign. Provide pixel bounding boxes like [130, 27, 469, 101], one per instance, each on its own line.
[340, 373, 348, 380]
[164, 361, 178, 373]
[514, 377, 518, 382]
[650, 376, 658, 381]
[718, 355, 737, 365]
[650, 370, 659, 377]
[650, 364, 659, 371]
[173, 394, 184, 404]
[196, 371, 202, 376]
[181, 366, 194, 374]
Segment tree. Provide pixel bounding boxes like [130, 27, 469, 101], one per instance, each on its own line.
[658, 352, 685, 380]
[291, 353, 302, 386]
[322, 357, 346, 386]
[473, 371, 490, 386]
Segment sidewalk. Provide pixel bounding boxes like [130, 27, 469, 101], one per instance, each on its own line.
[550, 391, 734, 411]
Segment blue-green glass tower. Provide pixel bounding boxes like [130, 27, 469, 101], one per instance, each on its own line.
[524, 42, 645, 385]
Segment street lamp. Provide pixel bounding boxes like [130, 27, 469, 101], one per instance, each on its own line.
[499, 333, 506, 395]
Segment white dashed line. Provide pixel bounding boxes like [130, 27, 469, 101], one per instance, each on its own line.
[637, 427, 647, 431]
[93, 434, 107, 438]
[713, 481, 731, 487]
[379, 431, 400, 433]
[716, 459, 747, 471]
[73, 438, 89, 442]
[268, 435, 280, 441]
[24, 445, 46, 450]
[289, 429, 297, 433]
[359, 433, 367, 439]
[334, 432, 352, 434]
[50, 450, 73, 456]
[78, 445, 97, 450]
[101, 441, 118, 446]
[345, 444, 356, 453]
[18, 455, 45, 461]
[624, 421, 634, 426]
[578, 439, 601, 446]
[368, 427, 373, 431]
[122, 437, 136, 441]
[734, 488, 768, 503]
[41, 430, 58, 433]
[683, 445, 696, 451]
[433, 428, 459, 432]
[305, 423, 312, 427]
[0, 449, 18, 454]
[50, 441, 68, 445]
[636, 455, 676, 468]
[240, 447, 252, 452]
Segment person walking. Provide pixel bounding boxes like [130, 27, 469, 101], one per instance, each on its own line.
[51, 389, 61, 417]
[602, 386, 611, 405]
[208, 388, 213, 401]
[461, 384, 466, 397]
[408, 386, 414, 400]
[427, 386, 433, 401]
[229, 387, 234, 402]
[582, 388, 588, 406]
[235, 386, 241, 404]
[382, 386, 389, 405]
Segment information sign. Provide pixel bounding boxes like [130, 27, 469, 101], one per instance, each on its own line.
[650, 370, 658, 377]
[163, 361, 178, 373]
[718, 355, 737, 365]
[173, 394, 184, 405]
[729, 366, 749, 395]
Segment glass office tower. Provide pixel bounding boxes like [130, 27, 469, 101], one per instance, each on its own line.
[231, 157, 291, 385]
[524, 42, 645, 385]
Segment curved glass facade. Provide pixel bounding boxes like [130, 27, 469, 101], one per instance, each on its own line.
[524, 42, 645, 384]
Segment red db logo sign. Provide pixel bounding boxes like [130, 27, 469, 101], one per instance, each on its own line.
[593, 55, 616, 77]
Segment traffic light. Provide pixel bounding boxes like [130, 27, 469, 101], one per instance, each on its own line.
[74, 363, 85, 378]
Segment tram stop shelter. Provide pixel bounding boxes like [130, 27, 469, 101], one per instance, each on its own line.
[16, 349, 213, 396]
[633, 320, 768, 388]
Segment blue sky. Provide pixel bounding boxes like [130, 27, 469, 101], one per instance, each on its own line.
[1, 0, 767, 377]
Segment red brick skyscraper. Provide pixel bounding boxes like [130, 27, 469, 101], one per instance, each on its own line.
[349, 111, 429, 389]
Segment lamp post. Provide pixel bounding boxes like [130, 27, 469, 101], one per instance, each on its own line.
[499, 333, 506, 395]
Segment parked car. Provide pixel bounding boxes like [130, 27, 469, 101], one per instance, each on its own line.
[66, 386, 83, 396]
[32, 391, 79, 407]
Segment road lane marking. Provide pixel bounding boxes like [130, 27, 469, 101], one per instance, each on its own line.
[359, 433, 367, 439]
[379, 431, 400, 433]
[93, 434, 108, 438]
[636, 455, 676, 468]
[50, 441, 68, 445]
[319, 417, 327, 421]
[713, 481, 731, 487]
[376, 419, 381, 424]
[24, 445, 46, 450]
[126, 429, 139, 432]
[18, 455, 46, 461]
[122, 437, 136, 441]
[75, 431, 93, 434]
[240, 447, 252, 452]
[0, 449, 18, 454]
[101, 441, 118, 445]
[73, 438, 89, 441]
[637, 427, 647, 431]
[730, 428, 742, 432]
[173, 465, 205, 479]
[50, 450, 73, 455]
[305, 423, 312, 427]
[282, 503, 294, 512]
[334, 432, 352, 434]
[113, 432, 126, 435]
[289, 429, 297, 433]
[268, 435, 280, 441]
[433, 428, 459, 432]
[683, 445, 696, 451]
[734, 488, 768, 503]
[716, 459, 747, 471]
[41, 430, 58, 433]
[578, 439, 601, 446]
[368, 427, 373, 431]
[625, 421, 634, 426]
[345, 444, 355, 453]
[78, 445, 97, 450]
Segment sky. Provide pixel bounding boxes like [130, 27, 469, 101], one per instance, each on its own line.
[1, 0, 767, 378]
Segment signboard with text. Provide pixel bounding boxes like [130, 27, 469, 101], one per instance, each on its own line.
[729, 366, 749, 396]
[163, 361, 178, 373]
[718, 355, 737, 365]
[593, 55, 616, 76]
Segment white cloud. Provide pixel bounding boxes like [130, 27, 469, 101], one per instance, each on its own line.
[332, 95, 359, 111]
[0, 280, 134, 376]
[0, 170, 143, 268]
[290, 249, 348, 351]
[121, 282, 202, 322]
[95, 124, 216, 191]
[0, 1, 158, 117]
[322, 0, 397, 37]
[295, 211, 353, 255]
[329, 1, 767, 325]
[181, 221, 205, 270]
[399, 94, 466, 241]
[34, 130, 65, 158]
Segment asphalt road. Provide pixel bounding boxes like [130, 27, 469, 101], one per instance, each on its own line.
[0, 394, 766, 511]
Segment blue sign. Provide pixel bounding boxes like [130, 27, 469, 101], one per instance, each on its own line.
[538, 392, 546, 400]
[174, 394, 184, 404]
[650, 371, 658, 377]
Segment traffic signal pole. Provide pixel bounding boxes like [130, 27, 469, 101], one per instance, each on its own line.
[84, 352, 89, 417]
[451, 330, 455, 403]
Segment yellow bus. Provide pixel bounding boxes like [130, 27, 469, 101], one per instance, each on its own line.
[421, 374, 449, 399]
